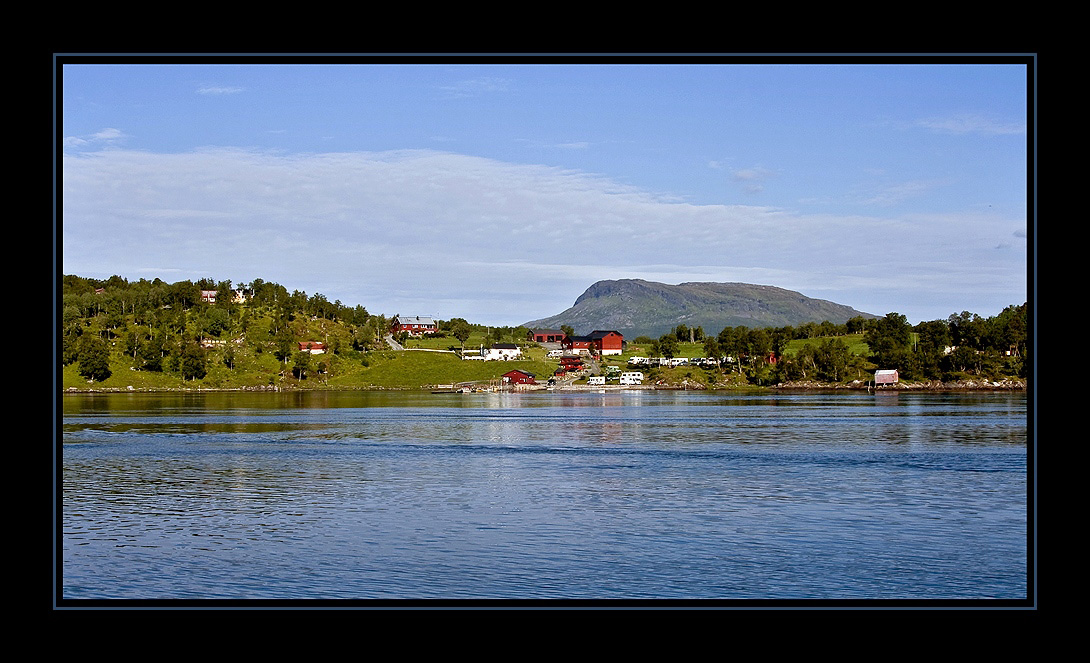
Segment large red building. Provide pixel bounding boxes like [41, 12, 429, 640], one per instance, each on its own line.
[561, 330, 624, 356]
[390, 315, 437, 336]
[528, 329, 568, 343]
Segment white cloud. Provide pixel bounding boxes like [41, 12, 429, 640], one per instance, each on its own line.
[856, 179, 947, 207]
[197, 85, 244, 95]
[732, 167, 776, 193]
[61, 147, 1027, 325]
[64, 127, 126, 149]
[438, 77, 511, 98]
[915, 113, 1026, 136]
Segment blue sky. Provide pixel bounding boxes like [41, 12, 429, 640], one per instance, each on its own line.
[59, 59, 1032, 327]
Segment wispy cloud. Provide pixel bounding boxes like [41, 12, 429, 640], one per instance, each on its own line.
[856, 179, 947, 207]
[438, 77, 511, 99]
[915, 113, 1026, 135]
[63, 127, 127, 149]
[732, 167, 776, 193]
[197, 85, 244, 95]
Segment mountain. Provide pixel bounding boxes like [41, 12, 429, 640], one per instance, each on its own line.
[523, 279, 878, 338]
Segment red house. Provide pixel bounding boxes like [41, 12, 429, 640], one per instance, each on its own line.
[390, 315, 437, 336]
[298, 341, 327, 354]
[562, 330, 624, 356]
[502, 369, 537, 385]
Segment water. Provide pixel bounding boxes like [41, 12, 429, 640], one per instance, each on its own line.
[59, 390, 1030, 603]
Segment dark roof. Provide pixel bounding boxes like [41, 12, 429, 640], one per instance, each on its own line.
[492, 343, 519, 349]
[588, 330, 623, 339]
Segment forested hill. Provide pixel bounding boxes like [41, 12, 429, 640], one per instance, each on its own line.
[524, 279, 878, 338]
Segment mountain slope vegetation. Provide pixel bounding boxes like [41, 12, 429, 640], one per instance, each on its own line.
[524, 279, 877, 338]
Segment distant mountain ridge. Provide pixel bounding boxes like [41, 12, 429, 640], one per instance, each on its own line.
[523, 279, 877, 338]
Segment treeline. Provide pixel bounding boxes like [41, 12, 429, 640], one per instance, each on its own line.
[393, 319, 530, 350]
[633, 306, 1028, 385]
[61, 274, 389, 383]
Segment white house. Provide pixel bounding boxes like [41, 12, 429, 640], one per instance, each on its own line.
[484, 343, 522, 361]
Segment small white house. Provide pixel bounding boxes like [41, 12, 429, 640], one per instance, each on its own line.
[484, 343, 522, 361]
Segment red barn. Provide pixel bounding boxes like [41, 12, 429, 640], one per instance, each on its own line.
[502, 369, 537, 385]
[528, 329, 567, 343]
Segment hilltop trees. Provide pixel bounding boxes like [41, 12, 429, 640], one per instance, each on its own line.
[693, 304, 1027, 386]
[60, 275, 389, 386]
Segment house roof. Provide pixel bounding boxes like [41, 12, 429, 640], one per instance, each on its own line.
[588, 330, 623, 339]
[394, 315, 435, 325]
[503, 369, 535, 378]
[492, 343, 519, 349]
[565, 330, 623, 342]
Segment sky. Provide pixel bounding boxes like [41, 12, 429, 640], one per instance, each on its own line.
[58, 58, 1033, 327]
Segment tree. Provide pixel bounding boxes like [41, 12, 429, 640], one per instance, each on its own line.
[179, 342, 207, 381]
[77, 334, 112, 382]
[813, 337, 852, 382]
[292, 351, 311, 379]
[657, 334, 678, 359]
[450, 318, 472, 351]
[865, 312, 912, 368]
[702, 336, 722, 369]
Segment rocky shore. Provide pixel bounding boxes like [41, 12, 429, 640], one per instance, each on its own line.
[772, 378, 1027, 391]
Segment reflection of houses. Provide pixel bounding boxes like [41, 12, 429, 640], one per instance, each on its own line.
[484, 343, 522, 360]
[390, 315, 437, 336]
[298, 341, 327, 354]
[528, 329, 568, 343]
[561, 330, 624, 356]
[502, 369, 537, 385]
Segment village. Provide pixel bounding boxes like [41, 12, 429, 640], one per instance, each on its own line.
[65, 278, 1020, 394]
[388, 315, 652, 391]
[386, 315, 842, 393]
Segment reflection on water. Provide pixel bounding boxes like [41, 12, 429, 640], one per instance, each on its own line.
[61, 391, 1028, 601]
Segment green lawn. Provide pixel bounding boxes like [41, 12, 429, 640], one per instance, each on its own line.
[329, 351, 558, 388]
[783, 333, 870, 357]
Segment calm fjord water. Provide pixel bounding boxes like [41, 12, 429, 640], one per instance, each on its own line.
[60, 390, 1028, 601]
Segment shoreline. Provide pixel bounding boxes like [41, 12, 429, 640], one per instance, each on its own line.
[62, 379, 1027, 394]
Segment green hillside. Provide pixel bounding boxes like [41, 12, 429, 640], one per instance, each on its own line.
[60, 274, 1027, 391]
